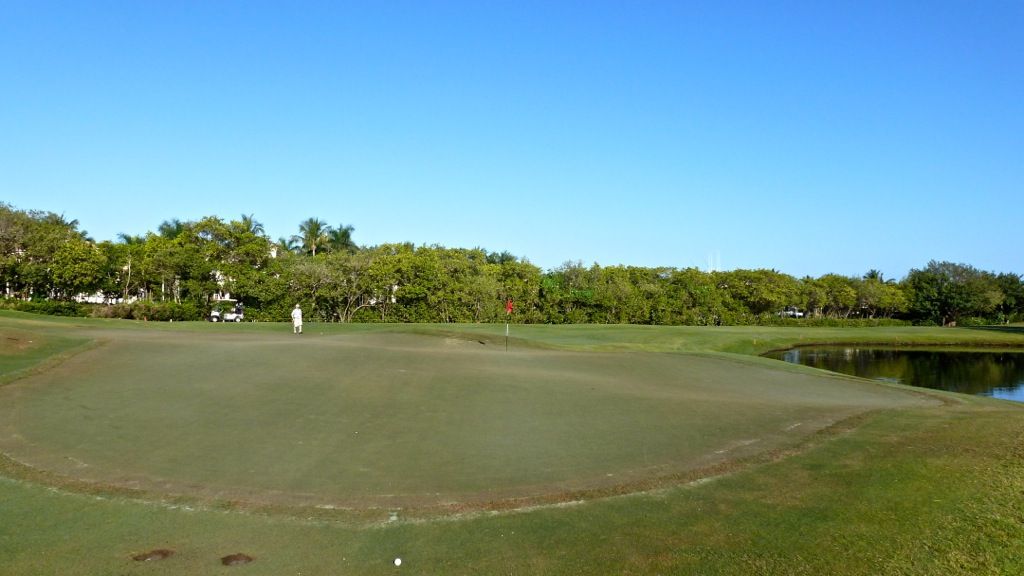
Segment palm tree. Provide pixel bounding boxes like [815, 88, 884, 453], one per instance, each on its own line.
[487, 251, 518, 265]
[40, 212, 88, 240]
[158, 219, 185, 239]
[276, 236, 300, 253]
[293, 218, 332, 256]
[116, 233, 146, 245]
[239, 214, 265, 236]
[327, 224, 357, 253]
[115, 233, 147, 299]
[863, 269, 886, 282]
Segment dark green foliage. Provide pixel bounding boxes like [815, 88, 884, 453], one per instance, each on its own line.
[760, 316, 911, 328]
[993, 272, 1024, 323]
[1, 203, 1020, 326]
[0, 299, 89, 317]
[90, 301, 202, 321]
[905, 261, 1004, 326]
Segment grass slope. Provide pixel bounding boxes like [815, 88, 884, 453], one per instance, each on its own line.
[0, 330, 930, 512]
[1, 312, 1023, 574]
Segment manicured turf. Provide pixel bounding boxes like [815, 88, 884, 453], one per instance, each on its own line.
[1, 311, 1023, 574]
[0, 328, 931, 512]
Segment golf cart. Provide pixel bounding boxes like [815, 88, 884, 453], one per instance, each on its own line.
[209, 300, 245, 322]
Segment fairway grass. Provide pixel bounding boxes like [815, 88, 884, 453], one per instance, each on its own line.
[2, 312, 1023, 574]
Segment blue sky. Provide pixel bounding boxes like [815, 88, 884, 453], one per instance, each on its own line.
[2, 1, 1021, 279]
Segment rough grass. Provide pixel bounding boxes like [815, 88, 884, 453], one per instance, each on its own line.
[1, 312, 1023, 574]
[0, 323, 92, 385]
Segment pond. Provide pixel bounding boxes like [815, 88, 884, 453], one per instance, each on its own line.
[764, 347, 1024, 403]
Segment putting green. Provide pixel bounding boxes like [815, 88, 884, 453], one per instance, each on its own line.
[0, 327, 932, 513]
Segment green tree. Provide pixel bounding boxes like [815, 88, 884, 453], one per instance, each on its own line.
[327, 224, 357, 254]
[904, 261, 1002, 325]
[993, 273, 1024, 323]
[547, 261, 596, 323]
[294, 218, 332, 256]
[592, 266, 651, 324]
[667, 268, 724, 325]
[362, 243, 412, 321]
[319, 250, 377, 322]
[15, 211, 90, 298]
[0, 204, 32, 297]
[715, 269, 799, 319]
[142, 233, 185, 302]
[219, 216, 275, 305]
[103, 234, 147, 300]
[877, 281, 908, 318]
[50, 236, 106, 298]
[157, 218, 186, 239]
[487, 251, 518, 265]
[496, 258, 542, 323]
[284, 255, 332, 319]
[275, 236, 300, 254]
[815, 274, 858, 318]
[238, 214, 265, 236]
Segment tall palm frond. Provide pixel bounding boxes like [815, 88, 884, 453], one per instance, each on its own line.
[158, 219, 186, 239]
[239, 214, 265, 236]
[293, 218, 332, 256]
[328, 224, 357, 253]
[276, 236, 300, 253]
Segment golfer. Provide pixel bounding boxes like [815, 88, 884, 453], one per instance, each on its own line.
[291, 304, 303, 334]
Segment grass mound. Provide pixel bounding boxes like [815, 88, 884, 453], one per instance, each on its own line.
[0, 326, 930, 514]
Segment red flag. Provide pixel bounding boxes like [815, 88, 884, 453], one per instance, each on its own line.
[505, 299, 514, 315]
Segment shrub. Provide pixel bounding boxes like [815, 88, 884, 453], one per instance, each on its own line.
[90, 301, 202, 321]
[0, 299, 89, 317]
[955, 317, 991, 327]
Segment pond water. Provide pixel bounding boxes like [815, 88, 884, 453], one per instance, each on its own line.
[764, 347, 1024, 403]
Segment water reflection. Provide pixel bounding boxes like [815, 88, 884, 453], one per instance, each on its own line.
[765, 347, 1024, 403]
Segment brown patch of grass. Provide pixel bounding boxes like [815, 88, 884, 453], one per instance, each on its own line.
[131, 549, 174, 561]
[220, 553, 254, 565]
[1, 335, 37, 354]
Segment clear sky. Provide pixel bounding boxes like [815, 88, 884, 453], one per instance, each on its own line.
[2, 1, 1021, 279]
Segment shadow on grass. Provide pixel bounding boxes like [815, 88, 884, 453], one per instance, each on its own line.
[965, 325, 1024, 336]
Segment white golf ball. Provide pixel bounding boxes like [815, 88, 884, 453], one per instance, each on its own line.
[394, 558, 402, 566]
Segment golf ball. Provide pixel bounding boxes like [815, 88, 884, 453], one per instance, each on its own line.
[394, 558, 402, 566]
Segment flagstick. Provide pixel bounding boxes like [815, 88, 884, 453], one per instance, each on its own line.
[504, 299, 513, 352]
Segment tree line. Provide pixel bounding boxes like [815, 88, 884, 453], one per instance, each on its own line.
[2, 203, 1022, 326]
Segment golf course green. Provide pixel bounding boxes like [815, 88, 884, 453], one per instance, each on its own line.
[2, 311, 1023, 574]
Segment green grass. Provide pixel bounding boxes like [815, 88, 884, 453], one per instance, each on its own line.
[0, 314, 93, 384]
[451, 323, 1024, 355]
[0, 330, 931, 512]
[1, 312, 1024, 574]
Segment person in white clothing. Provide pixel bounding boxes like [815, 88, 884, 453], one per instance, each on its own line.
[291, 304, 303, 334]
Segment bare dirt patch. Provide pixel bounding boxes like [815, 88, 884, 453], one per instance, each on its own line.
[131, 549, 174, 561]
[221, 553, 254, 565]
[0, 334, 38, 355]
